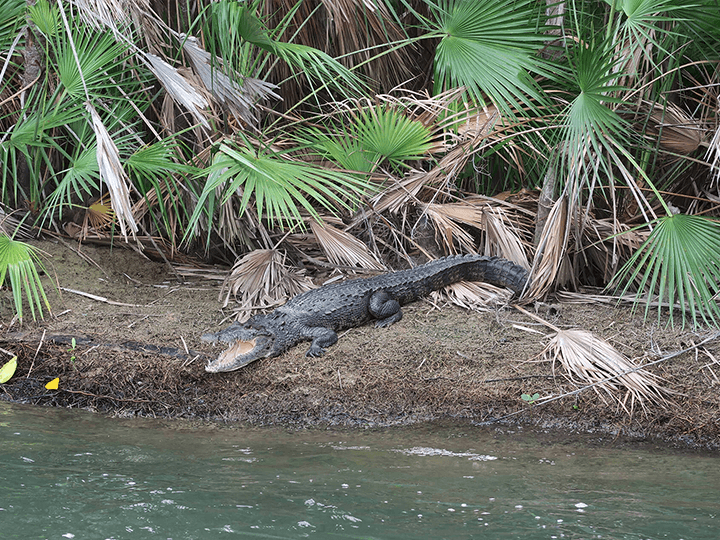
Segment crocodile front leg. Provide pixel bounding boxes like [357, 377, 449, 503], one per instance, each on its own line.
[369, 290, 403, 327]
[301, 326, 339, 357]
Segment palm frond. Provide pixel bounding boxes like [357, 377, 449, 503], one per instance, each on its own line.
[642, 100, 703, 155]
[431, 280, 516, 313]
[371, 140, 475, 214]
[543, 328, 667, 414]
[54, 20, 137, 100]
[86, 102, 138, 239]
[181, 34, 279, 126]
[187, 138, 375, 243]
[210, 0, 367, 102]
[78, 195, 115, 239]
[220, 249, 314, 320]
[0, 206, 31, 239]
[126, 140, 194, 242]
[423, 201, 483, 254]
[0, 234, 51, 322]
[483, 206, 529, 268]
[145, 54, 210, 130]
[304, 101, 436, 174]
[310, 219, 385, 270]
[610, 214, 720, 327]
[428, 0, 549, 114]
[41, 143, 99, 225]
[527, 193, 571, 299]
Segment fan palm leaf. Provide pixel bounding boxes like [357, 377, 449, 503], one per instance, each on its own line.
[310, 219, 385, 270]
[0, 234, 51, 321]
[187, 137, 375, 242]
[426, 0, 549, 114]
[207, 0, 366, 104]
[219, 248, 314, 320]
[305, 102, 435, 174]
[610, 214, 720, 327]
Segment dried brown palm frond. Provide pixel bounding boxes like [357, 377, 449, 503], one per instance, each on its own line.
[542, 328, 667, 414]
[87, 102, 138, 239]
[73, 0, 134, 32]
[526, 192, 571, 298]
[422, 202, 481, 254]
[215, 190, 271, 254]
[431, 280, 517, 313]
[220, 249, 314, 321]
[0, 205, 31, 239]
[181, 35, 280, 127]
[371, 142, 474, 214]
[74, 0, 162, 46]
[643, 100, 703, 155]
[76, 195, 115, 239]
[482, 206, 529, 269]
[370, 99, 518, 215]
[453, 103, 500, 141]
[145, 54, 210, 130]
[310, 219, 385, 270]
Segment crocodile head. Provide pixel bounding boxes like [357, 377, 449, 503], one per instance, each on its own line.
[202, 322, 275, 373]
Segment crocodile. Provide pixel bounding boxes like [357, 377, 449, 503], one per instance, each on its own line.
[202, 254, 529, 373]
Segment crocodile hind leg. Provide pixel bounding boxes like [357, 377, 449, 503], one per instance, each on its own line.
[302, 326, 339, 357]
[369, 290, 403, 328]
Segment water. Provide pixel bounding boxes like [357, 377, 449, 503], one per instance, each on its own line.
[1, 402, 718, 539]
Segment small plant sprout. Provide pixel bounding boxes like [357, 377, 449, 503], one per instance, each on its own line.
[521, 392, 540, 405]
[68, 338, 77, 366]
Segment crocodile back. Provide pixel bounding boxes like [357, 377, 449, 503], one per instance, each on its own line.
[284, 254, 528, 311]
[364, 254, 528, 305]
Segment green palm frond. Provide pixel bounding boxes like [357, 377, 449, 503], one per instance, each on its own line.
[271, 41, 367, 99]
[305, 104, 434, 174]
[42, 144, 99, 223]
[187, 139, 375, 243]
[207, 0, 366, 102]
[550, 34, 668, 222]
[609, 0, 683, 45]
[126, 140, 194, 239]
[610, 214, 720, 327]
[560, 39, 627, 160]
[428, 0, 548, 113]
[27, 0, 59, 37]
[0, 234, 51, 322]
[1, 0, 25, 50]
[53, 23, 137, 101]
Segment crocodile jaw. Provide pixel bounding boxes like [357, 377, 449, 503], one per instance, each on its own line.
[205, 339, 258, 372]
[203, 324, 275, 372]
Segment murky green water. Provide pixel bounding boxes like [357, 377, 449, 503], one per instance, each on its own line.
[1, 402, 718, 539]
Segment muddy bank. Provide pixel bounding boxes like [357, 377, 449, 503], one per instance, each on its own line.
[1, 239, 719, 451]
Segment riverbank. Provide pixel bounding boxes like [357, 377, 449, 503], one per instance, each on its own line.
[1, 239, 719, 451]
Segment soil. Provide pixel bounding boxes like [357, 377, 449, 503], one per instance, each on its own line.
[1, 239, 719, 452]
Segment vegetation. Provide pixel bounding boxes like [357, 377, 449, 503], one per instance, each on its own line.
[1, 0, 720, 328]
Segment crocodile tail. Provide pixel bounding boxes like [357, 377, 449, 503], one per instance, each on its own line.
[476, 256, 529, 296]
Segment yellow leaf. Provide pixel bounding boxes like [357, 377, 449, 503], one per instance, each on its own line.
[45, 377, 59, 390]
[0, 356, 17, 383]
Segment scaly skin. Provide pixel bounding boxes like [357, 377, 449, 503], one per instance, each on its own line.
[202, 254, 529, 372]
